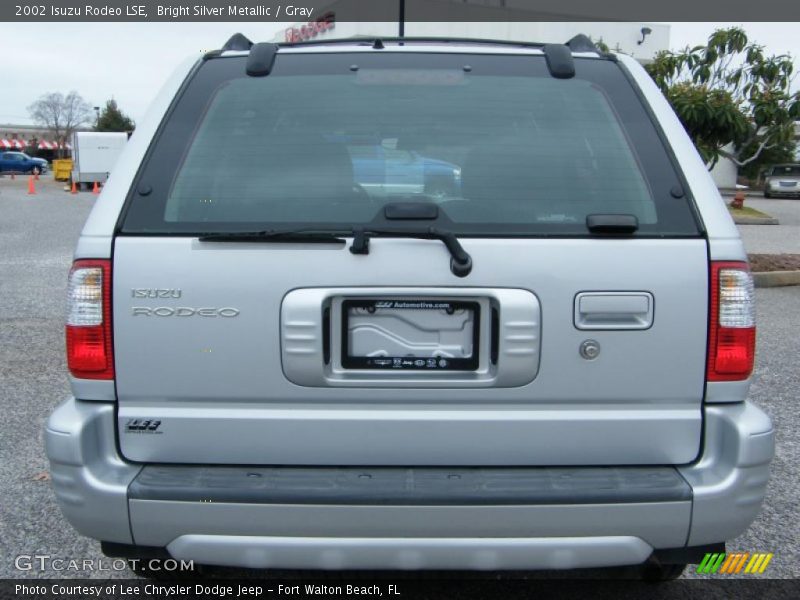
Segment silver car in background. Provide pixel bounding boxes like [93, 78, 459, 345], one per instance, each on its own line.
[764, 163, 800, 198]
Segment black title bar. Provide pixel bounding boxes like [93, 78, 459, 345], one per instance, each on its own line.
[3, 0, 800, 22]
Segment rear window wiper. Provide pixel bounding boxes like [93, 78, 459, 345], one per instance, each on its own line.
[349, 227, 472, 278]
[198, 226, 472, 277]
[198, 230, 346, 244]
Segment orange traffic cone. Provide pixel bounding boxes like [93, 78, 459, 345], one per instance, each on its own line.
[92, 181, 100, 195]
[27, 175, 36, 195]
[70, 181, 77, 194]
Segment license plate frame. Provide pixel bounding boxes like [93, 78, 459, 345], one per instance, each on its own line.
[341, 298, 480, 371]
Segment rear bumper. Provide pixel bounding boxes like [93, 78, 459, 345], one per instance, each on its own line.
[45, 398, 773, 570]
[167, 535, 653, 571]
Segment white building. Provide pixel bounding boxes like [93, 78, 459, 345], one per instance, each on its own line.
[709, 147, 739, 190]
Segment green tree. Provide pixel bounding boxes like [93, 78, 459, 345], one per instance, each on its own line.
[590, 37, 610, 54]
[95, 99, 135, 132]
[646, 27, 800, 171]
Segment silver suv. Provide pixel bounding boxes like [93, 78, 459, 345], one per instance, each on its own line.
[45, 35, 773, 580]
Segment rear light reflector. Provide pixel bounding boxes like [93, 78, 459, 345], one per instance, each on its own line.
[707, 262, 755, 381]
[66, 259, 114, 379]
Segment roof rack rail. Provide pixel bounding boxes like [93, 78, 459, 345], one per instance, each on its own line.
[543, 44, 575, 79]
[278, 36, 548, 49]
[205, 35, 608, 72]
[246, 42, 279, 77]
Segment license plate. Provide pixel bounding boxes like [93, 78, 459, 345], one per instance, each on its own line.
[342, 299, 479, 370]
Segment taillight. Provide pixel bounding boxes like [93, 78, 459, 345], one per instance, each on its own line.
[707, 261, 755, 382]
[66, 259, 114, 379]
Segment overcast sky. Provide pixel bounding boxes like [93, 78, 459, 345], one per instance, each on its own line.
[1, 22, 797, 127]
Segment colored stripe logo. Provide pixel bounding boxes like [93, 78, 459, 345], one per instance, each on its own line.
[697, 552, 773, 574]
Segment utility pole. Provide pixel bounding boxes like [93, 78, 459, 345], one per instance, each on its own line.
[399, 0, 405, 37]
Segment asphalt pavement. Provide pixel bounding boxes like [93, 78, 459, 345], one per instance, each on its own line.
[738, 196, 800, 254]
[0, 176, 798, 583]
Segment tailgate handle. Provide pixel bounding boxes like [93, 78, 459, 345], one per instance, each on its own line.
[574, 292, 653, 330]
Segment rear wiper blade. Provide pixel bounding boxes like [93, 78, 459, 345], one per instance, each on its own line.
[350, 227, 472, 278]
[198, 230, 346, 244]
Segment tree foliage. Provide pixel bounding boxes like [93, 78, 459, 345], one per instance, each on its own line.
[738, 138, 796, 180]
[95, 99, 135, 132]
[590, 37, 610, 54]
[27, 91, 93, 155]
[646, 27, 800, 170]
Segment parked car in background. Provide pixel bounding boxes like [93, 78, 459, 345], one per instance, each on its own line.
[0, 151, 48, 174]
[764, 163, 800, 198]
[349, 143, 462, 199]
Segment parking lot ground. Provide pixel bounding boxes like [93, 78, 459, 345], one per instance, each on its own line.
[736, 197, 800, 254]
[0, 176, 798, 583]
[0, 177, 106, 579]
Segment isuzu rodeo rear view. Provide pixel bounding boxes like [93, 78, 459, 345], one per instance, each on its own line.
[45, 34, 774, 580]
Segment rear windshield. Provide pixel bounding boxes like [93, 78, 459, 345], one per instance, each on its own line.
[121, 52, 700, 236]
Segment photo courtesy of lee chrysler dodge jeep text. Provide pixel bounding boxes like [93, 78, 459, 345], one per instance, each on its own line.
[45, 34, 773, 581]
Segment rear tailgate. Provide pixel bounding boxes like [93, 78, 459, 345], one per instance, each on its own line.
[113, 236, 707, 465]
[111, 49, 708, 466]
